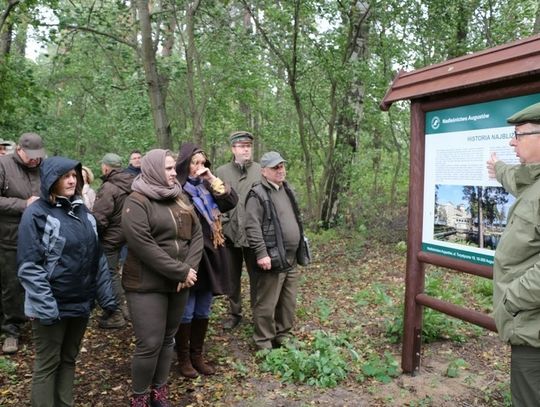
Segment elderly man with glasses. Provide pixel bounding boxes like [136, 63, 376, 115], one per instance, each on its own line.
[244, 151, 308, 351]
[487, 101, 540, 406]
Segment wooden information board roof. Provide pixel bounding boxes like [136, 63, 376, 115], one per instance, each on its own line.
[380, 34, 540, 111]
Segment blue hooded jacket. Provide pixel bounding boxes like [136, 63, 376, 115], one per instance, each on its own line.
[17, 156, 117, 324]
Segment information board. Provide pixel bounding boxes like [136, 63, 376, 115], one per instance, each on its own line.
[422, 93, 540, 265]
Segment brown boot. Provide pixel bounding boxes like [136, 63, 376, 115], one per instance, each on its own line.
[190, 318, 216, 375]
[175, 323, 198, 379]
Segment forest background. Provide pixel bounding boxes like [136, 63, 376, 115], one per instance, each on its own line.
[3, 1, 540, 405]
[2, 0, 539, 233]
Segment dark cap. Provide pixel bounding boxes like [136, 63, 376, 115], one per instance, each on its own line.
[101, 153, 122, 168]
[260, 151, 286, 168]
[229, 131, 254, 145]
[18, 133, 45, 159]
[507, 101, 540, 125]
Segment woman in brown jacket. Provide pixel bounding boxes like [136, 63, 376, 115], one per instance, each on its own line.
[121, 149, 203, 407]
[175, 143, 238, 378]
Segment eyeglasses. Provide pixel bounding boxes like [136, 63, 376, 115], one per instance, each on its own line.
[514, 130, 540, 139]
[232, 142, 252, 148]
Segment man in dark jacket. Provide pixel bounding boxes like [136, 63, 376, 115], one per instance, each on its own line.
[216, 131, 261, 329]
[245, 151, 305, 350]
[93, 153, 134, 329]
[0, 132, 45, 354]
[125, 149, 142, 176]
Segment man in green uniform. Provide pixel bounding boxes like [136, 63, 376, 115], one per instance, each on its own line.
[487, 101, 540, 406]
[216, 131, 261, 329]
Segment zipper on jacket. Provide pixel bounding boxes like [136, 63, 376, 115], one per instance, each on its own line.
[168, 205, 180, 258]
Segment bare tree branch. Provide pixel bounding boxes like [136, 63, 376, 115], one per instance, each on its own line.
[38, 23, 137, 49]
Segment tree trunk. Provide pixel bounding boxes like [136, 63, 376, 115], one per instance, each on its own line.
[0, 0, 19, 35]
[0, 21, 12, 56]
[319, 1, 370, 228]
[478, 186, 484, 249]
[185, 0, 204, 145]
[136, 0, 172, 149]
[535, 1, 540, 34]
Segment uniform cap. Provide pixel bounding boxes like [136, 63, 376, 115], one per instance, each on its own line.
[229, 131, 254, 145]
[507, 101, 540, 125]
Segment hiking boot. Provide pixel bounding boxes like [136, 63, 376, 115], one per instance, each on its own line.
[129, 393, 149, 407]
[223, 315, 241, 330]
[150, 384, 171, 407]
[98, 309, 126, 329]
[2, 336, 18, 354]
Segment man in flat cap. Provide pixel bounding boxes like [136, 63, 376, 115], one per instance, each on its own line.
[216, 131, 261, 329]
[0, 132, 45, 353]
[487, 100, 540, 406]
[244, 152, 307, 350]
[93, 153, 134, 329]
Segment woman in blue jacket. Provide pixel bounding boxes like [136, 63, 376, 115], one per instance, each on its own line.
[17, 156, 117, 407]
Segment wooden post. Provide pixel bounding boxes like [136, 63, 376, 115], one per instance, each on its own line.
[402, 101, 425, 374]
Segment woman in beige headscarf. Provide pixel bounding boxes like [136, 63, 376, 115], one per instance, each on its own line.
[121, 149, 203, 406]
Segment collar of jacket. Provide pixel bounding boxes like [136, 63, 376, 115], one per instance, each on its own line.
[101, 168, 121, 182]
[232, 159, 253, 173]
[260, 176, 288, 191]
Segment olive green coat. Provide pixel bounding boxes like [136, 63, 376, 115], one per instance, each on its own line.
[493, 161, 540, 347]
[216, 160, 261, 248]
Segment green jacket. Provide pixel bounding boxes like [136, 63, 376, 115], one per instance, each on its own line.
[493, 161, 540, 347]
[216, 160, 261, 247]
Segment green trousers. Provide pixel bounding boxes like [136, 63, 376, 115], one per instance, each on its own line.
[511, 345, 540, 407]
[252, 268, 300, 350]
[31, 317, 88, 407]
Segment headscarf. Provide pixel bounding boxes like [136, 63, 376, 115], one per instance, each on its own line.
[131, 149, 183, 200]
[176, 143, 225, 247]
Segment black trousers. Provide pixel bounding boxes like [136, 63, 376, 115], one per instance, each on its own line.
[226, 246, 257, 319]
[0, 247, 26, 337]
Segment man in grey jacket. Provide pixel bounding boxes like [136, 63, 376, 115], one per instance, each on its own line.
[0, 132, 45, 353]
[216, 131, 261, 329]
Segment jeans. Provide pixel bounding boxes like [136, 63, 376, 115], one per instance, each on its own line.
[181, 289, 213, 323]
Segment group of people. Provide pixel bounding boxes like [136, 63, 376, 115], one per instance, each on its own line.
[0, 130, 309, 406]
